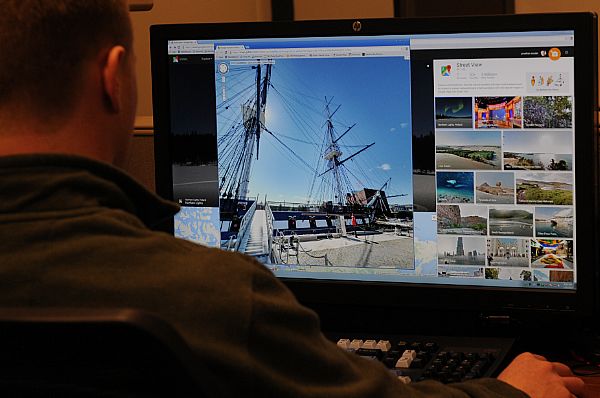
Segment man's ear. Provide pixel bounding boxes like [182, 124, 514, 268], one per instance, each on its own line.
[101, 45, 127, 113]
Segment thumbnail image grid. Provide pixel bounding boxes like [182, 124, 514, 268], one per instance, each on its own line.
[433, 90, 575, 284]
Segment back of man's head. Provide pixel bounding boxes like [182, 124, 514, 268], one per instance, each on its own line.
[0, 0, 132, 121]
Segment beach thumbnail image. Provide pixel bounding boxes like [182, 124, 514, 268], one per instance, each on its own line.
[489, 206, 534, 237]
[533, 269, 549, 282]
[437, 205, 487, 235]
[485, 268, 532, 281]
[535, 207, 573, 238]
[516, 172, 573, 205]
[437, 172, 474, 203]
[524, 96, 572, 128]
[436, 131, 501, 170]
[486, 238, 530, 267]
[503, 131, 573, 171]
[474, 96, 522, 129]
[438, 265, 484, 278]
[549, 270, 574, 282]
[435, 97, 473, 128]
[437, 236, 486, 266]
[475, 172, 514, 204]
[531, 239, 573, 269]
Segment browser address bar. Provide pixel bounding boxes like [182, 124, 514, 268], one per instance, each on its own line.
[411, 35, 573, 49]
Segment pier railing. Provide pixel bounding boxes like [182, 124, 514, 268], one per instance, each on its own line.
[265, 201, 275, 262]
[234, 200, 257, 252]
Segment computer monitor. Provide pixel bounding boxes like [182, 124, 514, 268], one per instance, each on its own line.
[151, 13, 598, 333]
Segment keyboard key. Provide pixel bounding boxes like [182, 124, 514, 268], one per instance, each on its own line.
[396, 341, 409, 350]
[470, 365, 482, 377]
[362, 339, 378, 349]
[349, 339, 363, 350]
[377, 340, 392, 351]
[410, 357, 425, 368]
[395, 356, 413, 369]
[397, 376, 412, 384]
[437, 370, 449, 382]
[356, 348, 383, 360]
[336, 339, 351, 350]
[465, 352, 479, 361]
[409, 342, 423, 351]
[416, 350, 430, 361]
[385, 349, 401, 357]
[424, 342, 438, 352]
[383, 356, 398, 369]
[402, 350, 417, 360]
[431, 358, 444, 369]
[455, 366, 467, 377]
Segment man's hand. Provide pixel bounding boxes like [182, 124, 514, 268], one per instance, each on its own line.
[498, 352, 585, 398]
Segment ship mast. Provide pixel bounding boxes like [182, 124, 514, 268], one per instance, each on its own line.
[237, 63, 271, 199]
[319, 97, 374, 206]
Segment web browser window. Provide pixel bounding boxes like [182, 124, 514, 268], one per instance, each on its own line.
[166, 29, 576, 290]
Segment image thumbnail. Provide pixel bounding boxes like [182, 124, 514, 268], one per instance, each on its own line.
[476, 172, 514, 204]
[436, 131, 501, 170]
[535, 207, 573, 238]
[437, 172, 474, 203]
[474, 96, 522, 129]
[524, 96, 572, 128]
[437, 205, 487, 235]
[435, 97, 472, 128]
[531, 239, 573, 269]
[533, 269, 549, 282]
[503, 131, 572, 171]
[438, 266, 484, 278]
[485, 268, 532, 281]
[516, 172, 573, 205]
[486, 238, 530, 267]
[489, 207, 534, 237]
[549, 270, 574, 282]
[438, 236, 486, 266]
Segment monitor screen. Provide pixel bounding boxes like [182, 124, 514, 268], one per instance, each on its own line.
[151, 14, 598, 316]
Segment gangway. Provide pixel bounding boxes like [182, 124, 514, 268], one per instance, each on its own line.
[236, 203, 273, 262]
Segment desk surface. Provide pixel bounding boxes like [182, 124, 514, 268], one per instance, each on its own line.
[582, 375, 600, 397]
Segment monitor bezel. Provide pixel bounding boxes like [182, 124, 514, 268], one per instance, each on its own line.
[150, 13, 598, 326]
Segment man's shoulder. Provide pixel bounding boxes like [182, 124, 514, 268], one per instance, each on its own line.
[118, 226, 271, 280]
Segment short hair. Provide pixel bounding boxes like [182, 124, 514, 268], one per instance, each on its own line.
[0, 0, 132, 118]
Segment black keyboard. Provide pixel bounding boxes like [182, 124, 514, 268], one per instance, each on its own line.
[334, 335, 514, 384]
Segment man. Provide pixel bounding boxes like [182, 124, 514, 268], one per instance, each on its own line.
[0, 1, 586, 397]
